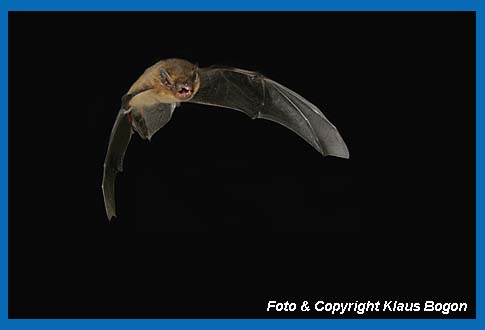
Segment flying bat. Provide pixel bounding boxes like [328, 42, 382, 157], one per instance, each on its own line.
[102, 58, 349, 220]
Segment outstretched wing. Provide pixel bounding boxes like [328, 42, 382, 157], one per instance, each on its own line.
[102, 108, 133, 220]
[102, 90, 176, 220]
[189, 67, 349, 158]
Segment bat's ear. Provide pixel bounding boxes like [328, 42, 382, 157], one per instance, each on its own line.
[159, 67, 170, 79]
[193, 62, 199, 69]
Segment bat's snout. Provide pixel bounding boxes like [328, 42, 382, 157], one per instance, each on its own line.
[175, 83, 194, 99]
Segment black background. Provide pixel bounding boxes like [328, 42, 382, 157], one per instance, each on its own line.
[8, 12, 475, 318]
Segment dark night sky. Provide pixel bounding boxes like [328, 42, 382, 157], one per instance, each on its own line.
[8, 12, 475, 318]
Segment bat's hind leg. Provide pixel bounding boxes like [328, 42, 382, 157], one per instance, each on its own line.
[129, 108, 150, 140]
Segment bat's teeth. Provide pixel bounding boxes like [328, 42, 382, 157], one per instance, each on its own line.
[176, 88, 193, 98]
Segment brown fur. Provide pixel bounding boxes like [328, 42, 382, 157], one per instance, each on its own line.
[127, 58, 200, 103]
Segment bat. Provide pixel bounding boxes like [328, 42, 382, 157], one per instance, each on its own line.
[102, 58, 349, 220]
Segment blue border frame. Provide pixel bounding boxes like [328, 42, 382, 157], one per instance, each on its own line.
[0, 1, 481, 329]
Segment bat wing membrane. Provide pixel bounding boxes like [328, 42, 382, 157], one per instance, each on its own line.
[189, 67, 349, 158]
[129, 90, 176, 140]
[102, 109, 133, 220]
[102, 89, 176, 220]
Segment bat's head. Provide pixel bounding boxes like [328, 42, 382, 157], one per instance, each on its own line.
[159, 58, 200, 101]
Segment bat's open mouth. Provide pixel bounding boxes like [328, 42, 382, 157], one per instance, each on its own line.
[176, 86, 193, 99]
